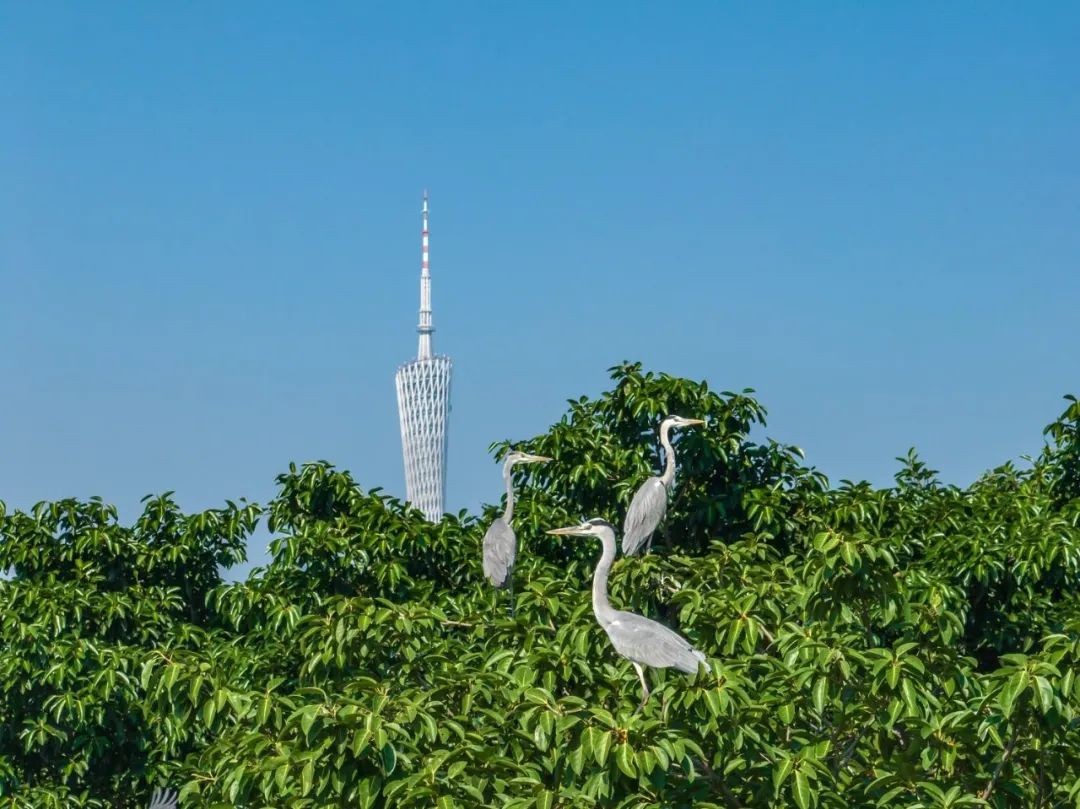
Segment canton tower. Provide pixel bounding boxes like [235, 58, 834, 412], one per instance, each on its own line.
[395, 191, 453, 521]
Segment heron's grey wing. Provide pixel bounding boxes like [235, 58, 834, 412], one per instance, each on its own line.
[147, 789, 178, 809]
[606, 611, 707, 675]
[482, 517, 516, 589]
[621, 477, 667, 556]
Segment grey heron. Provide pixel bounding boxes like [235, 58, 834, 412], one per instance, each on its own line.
[548, 518, 707, 710]
[482, 450, 551, 608]
[147, 788, 178, 809]
[622, 415, 705, 556]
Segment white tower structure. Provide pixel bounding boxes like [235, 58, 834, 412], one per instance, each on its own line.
[395, 191, 453, 521]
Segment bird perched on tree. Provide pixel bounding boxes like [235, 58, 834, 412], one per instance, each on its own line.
[548, 518, 706, 710]
[482, 450, 551, 609]
[622, 415, 705, 556]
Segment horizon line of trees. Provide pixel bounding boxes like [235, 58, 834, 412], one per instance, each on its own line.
[1, 363, 1078, 807]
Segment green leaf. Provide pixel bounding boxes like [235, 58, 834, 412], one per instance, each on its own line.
[901, 679, 919, 716]
[524, 687, 552, 705]
[999, 671, 1027, 718]
[773, 756, 794, 797]
[793, 769, 813, 809]
[704, 688, 722, 716]
[301, 760, 314, 796]
[163, 664, 180, 694]
[590, 707, 616, 728]
[1033, 675, 1054, 714]
[352, 725, 372, 756]
[568, 741, 587, 775]
[594, 730, 612, 767]
[300, 705, 318, 737]
[886, 664, 901, 690]
[533, 721, 549, 752]
[812, 676, 828, 714]
[382, 742, 397, 775]
[256, 693, 272, 726]
[615, 743, 637, 778]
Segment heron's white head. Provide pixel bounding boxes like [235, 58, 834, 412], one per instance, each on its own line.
[505, 450, 552, 466]
[662, 415, 706, 431]
[546, 518, 613, 538]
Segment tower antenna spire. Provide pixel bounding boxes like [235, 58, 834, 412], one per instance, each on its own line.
[417, 190, 433, 360]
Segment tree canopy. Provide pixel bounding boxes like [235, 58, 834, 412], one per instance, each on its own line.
[1, 363, 1079, 808]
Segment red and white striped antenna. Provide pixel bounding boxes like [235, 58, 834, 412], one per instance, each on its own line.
[417, 190, 433, 359]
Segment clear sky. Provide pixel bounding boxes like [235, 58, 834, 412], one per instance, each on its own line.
[3, 3, 1078, 576]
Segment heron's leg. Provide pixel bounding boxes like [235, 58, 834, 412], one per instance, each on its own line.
[508, 576, 516, 619]
[644, 533, 653, 554]
[632, 663, 650, 714]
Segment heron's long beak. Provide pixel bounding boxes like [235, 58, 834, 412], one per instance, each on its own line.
[525, 454, 552, 463]
[685, 418, 706, 426]
[546, 525, 583, 536]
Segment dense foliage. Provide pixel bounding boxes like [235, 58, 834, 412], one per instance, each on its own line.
[1, 363, 1079, 808]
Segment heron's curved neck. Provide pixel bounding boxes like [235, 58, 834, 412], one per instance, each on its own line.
[502, 462, 516, 524]
[659, 422, 677, 486]
[591, 527, 618, 623]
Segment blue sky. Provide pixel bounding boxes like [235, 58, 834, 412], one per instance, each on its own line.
[2, 3, 1078, 575]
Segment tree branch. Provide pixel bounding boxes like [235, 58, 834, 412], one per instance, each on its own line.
[696, 757, 743, 809]
[835, 724, 870, 774]
[980, 726, 1020, 801]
